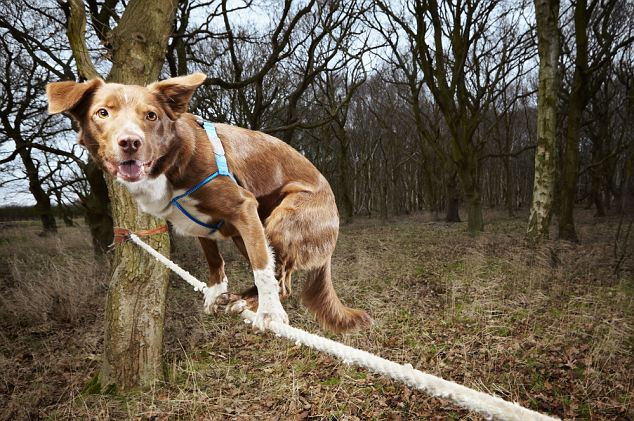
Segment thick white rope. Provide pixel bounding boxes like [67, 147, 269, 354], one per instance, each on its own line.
[128, 233, 559, 421]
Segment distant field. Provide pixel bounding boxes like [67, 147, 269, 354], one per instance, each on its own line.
[0, 211, 632, 420]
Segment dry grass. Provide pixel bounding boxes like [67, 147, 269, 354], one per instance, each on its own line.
[0, 211, 632, 420]
[0, 221, 106, 325]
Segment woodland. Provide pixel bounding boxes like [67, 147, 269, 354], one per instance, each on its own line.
[0, 0, 633, 419]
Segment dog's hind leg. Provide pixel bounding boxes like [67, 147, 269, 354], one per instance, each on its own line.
[224, 235, 258, 310]
[265, 180, 371, 332]
[264, 182, 339, 273]
[198, 237, 228, 314]
[278, 263, 294, 298]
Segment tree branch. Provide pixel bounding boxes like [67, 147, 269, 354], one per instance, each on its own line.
[66, 0, 101, 80]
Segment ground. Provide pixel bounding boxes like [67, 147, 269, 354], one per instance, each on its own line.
[0, 210, 632, 420]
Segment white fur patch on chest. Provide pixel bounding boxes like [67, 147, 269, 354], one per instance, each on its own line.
[120, 175, 226, 240]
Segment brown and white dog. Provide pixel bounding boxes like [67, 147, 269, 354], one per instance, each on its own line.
[46, 73, 371, 333]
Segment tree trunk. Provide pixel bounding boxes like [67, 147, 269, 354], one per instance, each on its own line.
[54, 190, 75, 227]
[558, 97, 582, 241]
[526, 0, 560, 244]
[18, 146, 57, 234]
[98, 0, 178, 391]
[445, 171, 461, 222]
[558, 0, 590, 242]
[590, 136, 607, 217]
[502, 134, 515, 217]
[504, 159, 515, 217]
[591, 173, 607, 217]
[588, 81, 611, 218]
[454, 142, 483, 234]
[379, 175, 389, 221]
[84, 158, 113, 255]
[462, 179, 484, 234]
[337, 138, 354, 224]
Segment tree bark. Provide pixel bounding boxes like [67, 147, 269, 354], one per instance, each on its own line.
[456, 159, 483, 234]
[452, 125, 483, 233]
[558, 0, 590, 242]
[19, 147, 57, 234]
[589, 115, 608, 217]
[445, 171, 461, 222]
[504, 155, 515, 217]
[83, 158, 113, 254]
[67, 0, 100, 80]
[526, 0, 560, 244]
[66, 0, 113, 254]
[97, 0, 178, 391]
[337, 137, 354, 224]
[54, 190, 75, 227]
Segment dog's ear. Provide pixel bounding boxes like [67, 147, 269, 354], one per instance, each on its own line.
[148, 72, 207, 116]
[46, 79, 104, 118]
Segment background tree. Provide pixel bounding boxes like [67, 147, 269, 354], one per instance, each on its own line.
[0, 0, 114, 252]
[0, 42, 58, 234]
[558, 0, 634, 241]
[369, 9, 458, 221]
[526, 0, 561, 244]
[312, 65, 366, 223]
[377, 0, 533, 234]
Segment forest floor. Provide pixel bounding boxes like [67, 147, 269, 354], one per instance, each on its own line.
[0, 210, 632, 420]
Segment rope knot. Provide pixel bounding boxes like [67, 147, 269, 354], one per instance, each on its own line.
[112, 224, 169, 245]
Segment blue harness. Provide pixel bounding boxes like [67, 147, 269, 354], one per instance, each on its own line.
[170, 119, 237, 233]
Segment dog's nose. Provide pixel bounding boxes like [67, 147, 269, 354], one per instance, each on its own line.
[118, 136, 143, 153]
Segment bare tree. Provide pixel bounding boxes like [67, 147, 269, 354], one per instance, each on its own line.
[0, 0, 115, 252]
[313, 64, 366, 223]
[558, 0, 634, 241]
[526, 0, 561, 244]
[60, 0, 177, 390]
[369, 7, 460, 222]
[377, 0, 533, 234]
[0, 42, 57, 233]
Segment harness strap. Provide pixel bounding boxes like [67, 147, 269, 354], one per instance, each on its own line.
[169, 119, 236, 233]
[202, 120, 230, 176]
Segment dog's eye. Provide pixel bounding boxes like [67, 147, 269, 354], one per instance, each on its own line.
[146, 111, 158, 121]
[96, 108, 109, 119]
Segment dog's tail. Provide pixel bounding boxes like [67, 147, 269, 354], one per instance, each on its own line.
[301, 259, 372, 333]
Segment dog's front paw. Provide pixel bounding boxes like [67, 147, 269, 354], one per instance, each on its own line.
[252, 298, 288, 331]
[203, 279, 228, 314]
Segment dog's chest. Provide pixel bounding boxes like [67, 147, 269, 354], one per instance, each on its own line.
[122, 175, 225, 239]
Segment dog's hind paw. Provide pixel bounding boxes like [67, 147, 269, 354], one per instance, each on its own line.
[213, 292, 257, 315]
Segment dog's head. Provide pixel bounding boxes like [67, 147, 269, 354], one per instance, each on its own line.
[46, 73, 206, 183]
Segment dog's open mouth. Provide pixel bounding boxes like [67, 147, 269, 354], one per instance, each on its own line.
[117, 160, 153, 182]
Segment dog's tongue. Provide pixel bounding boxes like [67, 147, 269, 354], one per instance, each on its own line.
[118, 160, 143, 179]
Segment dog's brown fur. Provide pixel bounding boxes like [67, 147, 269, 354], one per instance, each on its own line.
[46, 73, 371, 333]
